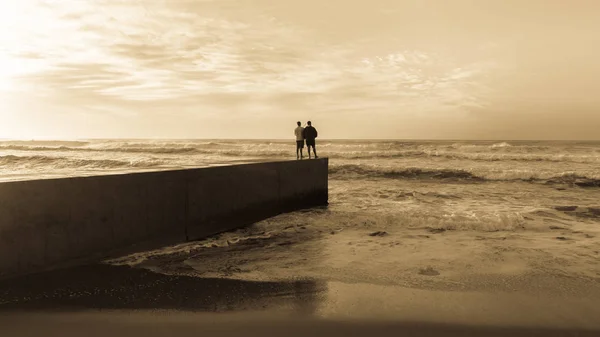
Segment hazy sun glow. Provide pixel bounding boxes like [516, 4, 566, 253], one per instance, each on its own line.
[0, 0, 599, 139]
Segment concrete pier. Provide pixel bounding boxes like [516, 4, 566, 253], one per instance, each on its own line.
[0, 159, 329, 279]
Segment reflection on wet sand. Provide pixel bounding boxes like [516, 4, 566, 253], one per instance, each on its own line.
[1, 312, 600, 337]
[0, 264, 326, 313]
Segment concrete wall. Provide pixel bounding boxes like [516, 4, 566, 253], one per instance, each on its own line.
[0, 159, 328, 279]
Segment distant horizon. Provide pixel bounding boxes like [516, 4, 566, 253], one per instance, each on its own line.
[1, 137, 600, 143]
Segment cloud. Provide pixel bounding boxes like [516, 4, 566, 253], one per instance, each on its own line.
[4, 0, 492, 100]
[1, 0, 598, 139]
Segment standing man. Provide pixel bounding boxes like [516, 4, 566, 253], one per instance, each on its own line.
[303, 121, 318, 159]
[294, 121, 305, 159]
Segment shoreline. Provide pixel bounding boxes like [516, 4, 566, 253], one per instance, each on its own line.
[2, 223, 600, 330]
[1, 263, 600, 331]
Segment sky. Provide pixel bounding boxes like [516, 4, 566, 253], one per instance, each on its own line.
[0, 0, 599, 140]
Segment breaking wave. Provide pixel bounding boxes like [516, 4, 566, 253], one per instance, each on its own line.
[326, 150, 600, 163]
[330, 164, 481, 180]
[490, 142, 512, 148]
[0, 144, 199, 155]
[0, 155, 164, 169]
[329, 164, 600, 187]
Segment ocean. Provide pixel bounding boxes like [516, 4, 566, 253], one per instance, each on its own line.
[2, 139, 600, 292]
[2, 139, 600, 183]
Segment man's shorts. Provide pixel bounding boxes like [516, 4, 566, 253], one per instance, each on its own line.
[305, 139, 316, 147]
[296, 140, 305, 149]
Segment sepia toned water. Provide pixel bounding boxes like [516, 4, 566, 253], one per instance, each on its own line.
[2, 139, 600, 294]
[2, 139, 600, 183]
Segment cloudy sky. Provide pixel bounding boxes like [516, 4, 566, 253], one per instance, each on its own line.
[0, 0, 598, 139]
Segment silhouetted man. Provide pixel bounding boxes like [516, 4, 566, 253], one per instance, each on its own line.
[294, 121, 305, 159]
[303, 121, 318, 159]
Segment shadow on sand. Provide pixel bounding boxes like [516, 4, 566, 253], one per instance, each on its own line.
[0, 263, 326, 314]
[1, 312, 600, 337]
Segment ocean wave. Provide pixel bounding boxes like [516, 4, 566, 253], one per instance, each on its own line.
[490, 142, 512, 148]
[0, 155, 164, 169]
[2, 144, 597, 163]
[1, 139, 599, 162]
[318, 150, 599, 163]
[98, 147, 198, 154]
[419, 151, 600, 163]
[0, 145, 77, 152]
[329, 164, 481, 180]
[329, 164, 600, 187]
[0, 144, 199, 154]
[544, 173, 600, 187]
[0, 140, 90, 147]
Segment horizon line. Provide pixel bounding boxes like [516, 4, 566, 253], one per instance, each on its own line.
[1, 137, 600, 142]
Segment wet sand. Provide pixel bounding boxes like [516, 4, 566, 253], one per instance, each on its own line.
[2, 230, 600, 336]
[2, 311, 600, 337]
[1, 263, 600, 336]
[0, 264, 325, 316]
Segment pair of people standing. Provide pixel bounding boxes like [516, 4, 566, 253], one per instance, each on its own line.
[294, 121, 318, 159]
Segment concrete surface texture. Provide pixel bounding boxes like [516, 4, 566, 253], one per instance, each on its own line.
[0, 159, 328, 279]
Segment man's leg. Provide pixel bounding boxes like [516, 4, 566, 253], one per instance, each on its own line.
[307, 144, 312, 158]
[312, 145, 318, 158]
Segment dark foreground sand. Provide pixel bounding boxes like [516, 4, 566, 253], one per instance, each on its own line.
[1, 263, 600, 336]
[2, 311, 600, 337]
